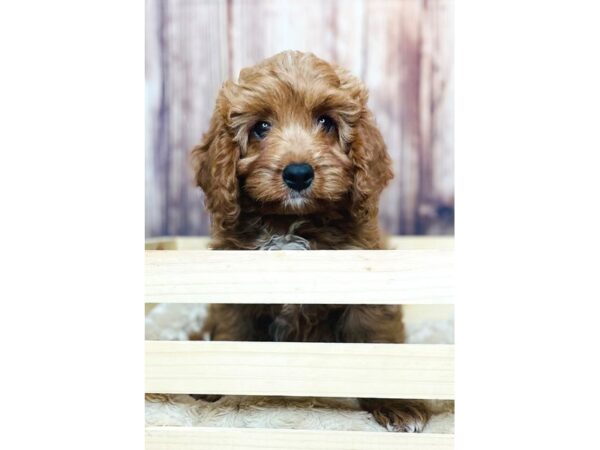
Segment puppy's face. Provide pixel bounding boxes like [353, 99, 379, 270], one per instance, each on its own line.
[193, 51, 392, 227]
[229, 54, 363, 215]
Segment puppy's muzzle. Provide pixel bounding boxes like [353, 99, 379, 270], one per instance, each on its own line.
[282, 163, 314, 191]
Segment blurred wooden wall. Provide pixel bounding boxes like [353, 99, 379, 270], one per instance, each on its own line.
[146, 0, 454, 237]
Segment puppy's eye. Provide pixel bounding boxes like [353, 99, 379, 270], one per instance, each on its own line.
[251, 121, 271, 139]
[317, 115, 336, 133]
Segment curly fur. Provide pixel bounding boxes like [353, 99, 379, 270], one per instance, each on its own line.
[191, 51, 429, 432]
[192, 50, 392, 250]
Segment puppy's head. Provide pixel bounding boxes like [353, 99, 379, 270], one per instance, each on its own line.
[192, 51, 392, 230]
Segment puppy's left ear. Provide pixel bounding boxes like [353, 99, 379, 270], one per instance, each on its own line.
[191, 91, 241, 232]
[349, 107, 393, 224]
[335, 66, 393, 224]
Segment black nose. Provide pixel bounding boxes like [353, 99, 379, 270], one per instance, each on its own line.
[282, 163, 314, 191]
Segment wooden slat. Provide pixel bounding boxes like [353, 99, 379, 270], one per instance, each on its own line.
[363, 0, 419, 234]
[145, 426, 454, 450]
[145, 249, 453, 304]
[145, 0, 227, 237]
[145, 341, 454, 399]
[145, 0, 164, 238]
[389, 236, 453, 250]
[361, 0, 454, 235]
[421, 0, 455, 234]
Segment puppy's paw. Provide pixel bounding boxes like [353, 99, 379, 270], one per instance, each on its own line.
[190, 394, 222, 402]
[363, 399, 430, 433]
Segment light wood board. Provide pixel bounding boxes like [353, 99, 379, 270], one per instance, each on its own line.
[145, 249, 453, 304]
[145, 341, 454, 399]
[145, 426, 454, 450]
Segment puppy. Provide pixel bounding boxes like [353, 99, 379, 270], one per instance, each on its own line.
[192, 51, 429, 432]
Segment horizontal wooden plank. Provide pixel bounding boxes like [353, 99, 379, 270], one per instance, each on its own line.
[144, 236, 454, 250]
[145, 249, 453, 304]
[388, 236, 453, 250]
[145, 426, 454, 450]
[145, 341, 454, 399]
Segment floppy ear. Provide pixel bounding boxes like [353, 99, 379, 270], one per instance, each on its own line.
[349, 110, 393, 224]
[191, 100, 240, 232]
[334, 66, 393, 224]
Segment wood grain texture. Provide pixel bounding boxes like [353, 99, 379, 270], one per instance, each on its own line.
[146, 0, 228, 237]
[145, 248, 453, 304]
[229, 0, 364, 78]
[145, 0, 454, 237]
[145, 426, 454, 450]
[145, 341, 454, 399]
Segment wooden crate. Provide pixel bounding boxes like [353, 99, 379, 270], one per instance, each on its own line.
[145, 236, 454, 449]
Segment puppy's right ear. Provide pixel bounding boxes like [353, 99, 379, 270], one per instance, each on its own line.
[191, 113, 217, 192]
[191, 95, 241, 231]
